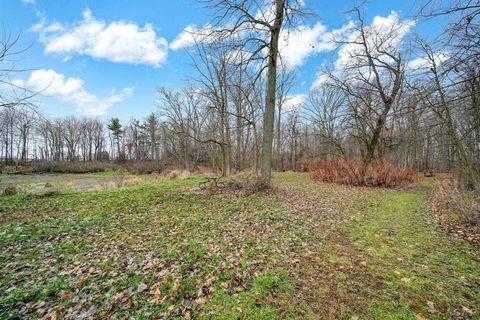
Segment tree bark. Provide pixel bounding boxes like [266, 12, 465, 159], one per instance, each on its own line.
[260, 0, 284, 185]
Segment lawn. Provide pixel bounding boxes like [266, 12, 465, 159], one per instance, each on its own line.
[0, 172, 478, 319]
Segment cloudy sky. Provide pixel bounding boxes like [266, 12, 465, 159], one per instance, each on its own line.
[0, 0, 440, 119]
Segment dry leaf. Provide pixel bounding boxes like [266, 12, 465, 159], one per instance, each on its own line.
[76, 277, 86, 287]
[171, 281, 180, 292]
[58, 290, 74, 299]
[195, 296, 208, 305]
[266, 293, 273, 303]
[461, 306, 474, 315]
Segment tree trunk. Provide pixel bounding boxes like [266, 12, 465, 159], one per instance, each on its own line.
[275, 102, 282, 171]
[235, 101, 242, 172]
[365, 103, 392, 165]
[260, 0, 284, 185]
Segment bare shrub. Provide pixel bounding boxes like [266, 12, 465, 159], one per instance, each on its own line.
[430, 180, 480, 225]
[31, 161, 118, 174]
[429, 180, 480, 247]
[124, 161, 163, 174]
[193, 164, 214, 174]
[30, 161, 165, 175]
[3, 185, 17, 196]
[311, 158, 416, 188]
[226, 172, 270, 195]
[297, 160, 316, 172]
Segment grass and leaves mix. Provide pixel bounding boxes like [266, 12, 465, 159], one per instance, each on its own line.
[0, 172, 478, 319]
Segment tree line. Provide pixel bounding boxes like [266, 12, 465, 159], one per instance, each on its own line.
[1, 1, 478, 189]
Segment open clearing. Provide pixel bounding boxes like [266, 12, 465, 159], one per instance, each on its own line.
[0, 172, 479, 319]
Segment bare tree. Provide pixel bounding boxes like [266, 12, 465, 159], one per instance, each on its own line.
[200, 0, 306, 184]
[325, 6, 408, 164]
[305, 84, 346, 158]
[0, 32, 42, 109]
[275, 67, 296, 170]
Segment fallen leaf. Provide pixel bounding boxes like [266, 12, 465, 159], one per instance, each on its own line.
[58, 290, 74, 299]
[195, 296, 208, 305]
[311, 257, 321, 263]
[461, 306, 474, 315]
[401, 277, 411, 283]
[149, 288, 162, 304]
[171, 281, 180, 292]
[76, 277, 86, 287]
[266, 293, 273, 303]
[124, 297, 132, 310]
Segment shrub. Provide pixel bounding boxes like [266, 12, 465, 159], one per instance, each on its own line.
[428, 180, 480, 247]
[31, 161, 165, 175]
[193, 164, 214, 174]
[297, 160, 316, 172]
[311, 158, 416, 188]
[429, 180, 480, 225]
[124, 161, 163, 174]
[31, 161, 117, 174]
[3, 184, 17, 196]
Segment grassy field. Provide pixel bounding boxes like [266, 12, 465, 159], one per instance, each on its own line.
[0, 172, 478, 319]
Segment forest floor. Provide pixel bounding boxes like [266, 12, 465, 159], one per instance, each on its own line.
[0, 172, 478, 319]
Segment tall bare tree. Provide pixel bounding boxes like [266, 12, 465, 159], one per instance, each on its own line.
[200, 0, 305, 184]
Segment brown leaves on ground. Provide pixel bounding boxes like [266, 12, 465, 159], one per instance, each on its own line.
[267, 175, 385, 318]
[428, 179, 480, 249]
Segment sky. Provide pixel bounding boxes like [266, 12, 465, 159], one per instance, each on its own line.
[0, 0, 442, 120]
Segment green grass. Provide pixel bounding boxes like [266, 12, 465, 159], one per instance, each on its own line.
[342, 190, 479, 319]
[0, 172, 478, 319]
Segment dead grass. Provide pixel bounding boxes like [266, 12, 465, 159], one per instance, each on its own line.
[164, 169, 191, 180]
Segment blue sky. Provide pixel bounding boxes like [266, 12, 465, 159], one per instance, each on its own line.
[0, 0, 440, 120]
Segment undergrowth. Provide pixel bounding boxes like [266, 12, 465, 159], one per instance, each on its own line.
[310, 158, 416, 188]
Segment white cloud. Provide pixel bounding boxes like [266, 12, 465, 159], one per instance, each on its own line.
[33, 9, 168, 67]
[170, 24, 216, 50]
[312, 12, 415, 88]
[172, 21, 335, 68]
[335, 12, 414, 70]
[407, 52, 450, 71]
[279, 22, 336, 68]
[312, 73, 330, 88]
[283, 93, 307, 111]
[21, 0, 35, 4]
[18, 69, 132, 115]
